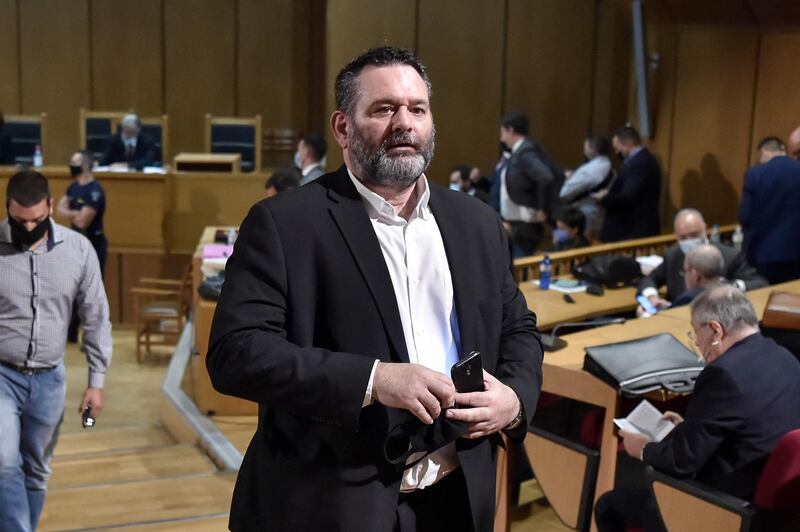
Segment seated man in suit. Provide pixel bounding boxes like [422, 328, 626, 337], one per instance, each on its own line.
[295, 133, 327, 185]
[638, 208, 766, 313]
[594, 126, 661, 242]
[100, 113, 156, 170]
[671, 244, 724, 307]
[596, 285, 800, 531]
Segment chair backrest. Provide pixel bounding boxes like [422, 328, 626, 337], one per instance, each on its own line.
[140, 115, 169, 165]
[753, 429, 800, 510]
[204, 114, 262, 173]
[4, 113, 47, 165]
[80, 109, 169, 166]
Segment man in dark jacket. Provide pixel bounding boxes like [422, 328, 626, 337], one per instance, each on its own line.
[595, 127, 661, 242]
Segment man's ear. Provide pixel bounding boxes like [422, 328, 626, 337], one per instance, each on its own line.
[708, 320, 724, 341]
[330, 111, 349, 149]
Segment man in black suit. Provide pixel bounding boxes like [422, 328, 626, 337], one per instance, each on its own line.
[499, 112, 556, 255]
[207, 46, 542, 532]
[596, 285, 800, 531]
[595, 126, 661, 242]
[739, 136, 800, 284]
[638, 209, 767, 313]
[99, 113, 156, 170]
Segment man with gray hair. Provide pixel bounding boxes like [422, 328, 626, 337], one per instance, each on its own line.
[596, 285, 800, 531]
[100, 113, 157, 169]
[638, 208, 766, 313]
[671, 244, 725, 307]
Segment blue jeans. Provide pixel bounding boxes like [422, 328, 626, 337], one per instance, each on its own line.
[0, 363, 66, 532]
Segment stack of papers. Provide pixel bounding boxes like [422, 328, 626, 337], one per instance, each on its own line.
[613, 399, 675, 442]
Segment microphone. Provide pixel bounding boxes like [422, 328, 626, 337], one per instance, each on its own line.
[541, 317, 627, 352]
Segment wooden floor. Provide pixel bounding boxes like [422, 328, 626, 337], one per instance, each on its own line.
[39, 330, 569, 531]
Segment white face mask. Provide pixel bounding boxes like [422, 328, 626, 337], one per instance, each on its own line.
[679, 237, 706, 255]
[293, 151, 302, 169]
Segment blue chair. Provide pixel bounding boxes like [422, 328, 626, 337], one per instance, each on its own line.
[204, 114, 262, 173]
[4, 113, 47, 166]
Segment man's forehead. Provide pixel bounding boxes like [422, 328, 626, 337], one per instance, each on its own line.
[356, 64, 429, 99]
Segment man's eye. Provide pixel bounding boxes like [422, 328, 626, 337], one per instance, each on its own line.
[410, 107, 426, 116]
[375, 106, 394, 115]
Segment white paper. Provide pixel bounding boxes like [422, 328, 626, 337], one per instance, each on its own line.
[530, 280, 588, 293]
[636, 255, 664, 276]
[613, 399, 675, 442]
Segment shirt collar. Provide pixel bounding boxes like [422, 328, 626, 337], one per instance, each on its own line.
[301, 163, 320, 177]
[511, 138, 525, 153]
[346, 168, 431, 225]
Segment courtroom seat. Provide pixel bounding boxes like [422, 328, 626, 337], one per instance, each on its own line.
[140, 115, 169, 165]
[3, 113, 47, 166]
[204, 114, 262, 172]
[131, 266, 192, 362]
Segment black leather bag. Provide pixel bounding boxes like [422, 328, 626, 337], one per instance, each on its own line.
[572, 254, 642, 288]
[583, 333, 704, 397]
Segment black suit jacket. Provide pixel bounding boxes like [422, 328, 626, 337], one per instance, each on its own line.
[739, 156, 800, 265]
[600, 148, 661, 242]
[504, 138, 554, 213]
[644, 334, 800, 499]
[207, 167, 543, 532]
[99, 132, 157, 169]
[638, 242, 767, 301]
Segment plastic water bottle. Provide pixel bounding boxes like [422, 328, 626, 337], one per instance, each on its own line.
[32, 144, 43, 168]
[732, 225, 743, 251]
[710, 224, 720, 244]
[539, 255, 551, 290]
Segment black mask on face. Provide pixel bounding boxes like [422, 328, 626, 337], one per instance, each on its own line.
[616, 151, 625, 162]
[7, 216, 51, 251]
[69, 165, 82, 177]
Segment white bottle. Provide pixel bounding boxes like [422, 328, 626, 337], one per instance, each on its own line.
[732, 225, 743, 251]
[32, 144, 43, 168]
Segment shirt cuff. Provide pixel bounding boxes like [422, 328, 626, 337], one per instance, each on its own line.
[88, 371, 106, 389]
[641, 287, 659, 299]
[362, 359, 379, 408]
[734, 279, 746, 291]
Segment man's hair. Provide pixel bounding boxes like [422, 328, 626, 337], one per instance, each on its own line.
[690, 284, 758, 332]
[757, 136, 786, 153]
[612, 126, 642, 145]
[500, 112, 529, 136]
[335, 46, 432, 116]
[452, 164, 471, 183]
[78, 149, 94, 170]
[585, 134, 610, 156]
[121, 113, 141, 129]
[555, 207, 586, 234]
[301, 133, 327, 162]
[686, 244, 725, 279]
[265, 167, 300, 193]
[674, 207, 706, 227]
[7, 168, 51, 207]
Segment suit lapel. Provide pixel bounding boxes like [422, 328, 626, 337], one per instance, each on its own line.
[326, 167, 410, 363]
[428, 187, 477, 359]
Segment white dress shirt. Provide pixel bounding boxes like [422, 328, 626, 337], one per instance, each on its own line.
[500, 138, 538, 222]
[348, 169, 462, 491]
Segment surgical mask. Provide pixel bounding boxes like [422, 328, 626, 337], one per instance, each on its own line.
[293, 151, 302, 169]
[552, 228, 570, 244]
[449, 183, 462, 192]
[7, 216, 51, 251]
[678, 237, 706, 255]
[69, 165, 82, 177]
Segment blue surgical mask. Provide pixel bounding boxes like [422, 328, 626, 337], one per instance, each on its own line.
[678, 237, 706, 255]
[449, 183, 462, 192]
[553, 228, 570, 245]
[293, 151, 302, 169]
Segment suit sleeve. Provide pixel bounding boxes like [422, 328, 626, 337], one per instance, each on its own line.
[638, 256, 668, 295]
[519, 151, 554, 212]
[135, 137, 157, 169]
[207, 202, 375, 431]
[725, 248, 768, 291]
[601, 163, 650, 212]
[643, 365, 741, 477]
[493, 216, 543, 441]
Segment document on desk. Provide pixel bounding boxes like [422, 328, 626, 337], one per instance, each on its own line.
[613, 399, 675, 442]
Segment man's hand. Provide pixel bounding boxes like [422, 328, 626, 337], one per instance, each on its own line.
[445, 370, 519, 439]
[372, 362, 456, 425]
[662, 411, 684, 425]
[619, 430, 650, 460]
[79, 387, 105, 418]
[532, 210, 548, 223]
[649, 295, 671, 311]
[591, 189, 609, 200]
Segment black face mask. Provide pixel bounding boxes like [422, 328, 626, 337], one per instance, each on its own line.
[7, 216, 51, 251]
[69, 165, 82, 177]
[616, 151, 625, 162]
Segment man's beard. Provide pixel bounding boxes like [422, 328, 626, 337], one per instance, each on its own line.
[349, 123, 435, 189]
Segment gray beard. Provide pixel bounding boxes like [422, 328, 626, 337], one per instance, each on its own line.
[349, 124, 435, 189]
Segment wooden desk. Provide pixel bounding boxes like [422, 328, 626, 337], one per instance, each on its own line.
[520, 282, 638, 331]
[533, 280, 800, 530]
[174, 152, 241, 173]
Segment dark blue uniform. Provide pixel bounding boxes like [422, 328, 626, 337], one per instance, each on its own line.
[65, 179, 107, 272]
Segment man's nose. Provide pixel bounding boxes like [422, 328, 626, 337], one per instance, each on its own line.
[23, 222, 37, 231]
[391, 106, 413, 132]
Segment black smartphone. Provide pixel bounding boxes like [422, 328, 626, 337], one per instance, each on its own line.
[82, 405, 95, 429]
[451, 351, 485, 394]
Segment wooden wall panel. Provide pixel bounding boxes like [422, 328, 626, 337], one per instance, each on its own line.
[238, 0, 309, 131]
[324, 0, 417, 170]
[750, 32, 800, 164]
[667, 27, 758, 226]
[19, 0, 90, 164]
[0, 0, 20, 113]
[164, 0, 236, 156]
[90, 0, 163, 114]
[418, 0, 505, 184]
[505, 0, 598, 169]
[591, 0, 631, 138]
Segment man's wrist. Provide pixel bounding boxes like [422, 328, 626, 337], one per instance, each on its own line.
[503, 396, 524, 431]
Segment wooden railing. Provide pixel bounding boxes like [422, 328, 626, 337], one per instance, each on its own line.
[512, 224, 738, 282]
